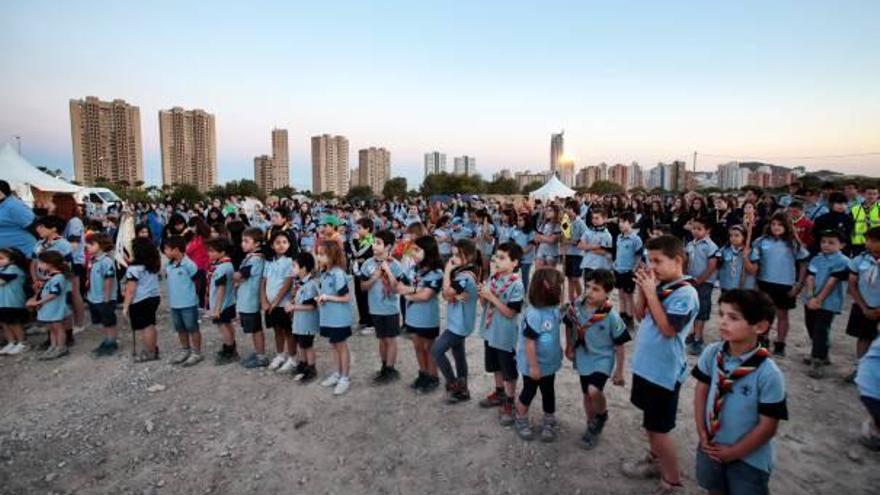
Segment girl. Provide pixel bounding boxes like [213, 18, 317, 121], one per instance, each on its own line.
[27, 251, 71, 360]
[86, 233, 119, 356]
[534, 204, 561, 270]
[316, 240, 354, 396]
[396, 235, 444, 393]
[431, 239, 482, 403]
[514, 267, 564, 442]
[715, 225, 755, 292]
[185, 216, 211, 310]
[745, 212, 809, 356]
[262, 231, 296, 372]
[285, 252, 320, 383]
[0, 248, 29, 355]
[123, 238, 162, 362]
[433, 216, 453, 264]
[510, 213, 536, 293]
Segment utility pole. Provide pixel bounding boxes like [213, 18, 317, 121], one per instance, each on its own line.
[12, 135, 21, 155]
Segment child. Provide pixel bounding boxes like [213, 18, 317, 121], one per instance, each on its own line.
[85, 233, 118, 356]
[564, 269, 629, 450]
[163, 236, 203, 366]
[845, 226, 880, 382]
[692, 289, 788, 495]
[396, 235, 444, 393]
[534, 205, 560, 269]
[578, 207, 613, 285]
[31, 215, 75, 348]
[802, 229, 850, 378]
[0, 248, 29, 355]
[206, 237, 238, 365]
[510, 213, 536, 293]
[477, 242, 525, 425]
[359, 230, 405, 384]
[351, 218, 374, 333]
[475, 209, 496, 280]
[856, 335, 880, 450]
[27, 251, 70, 360]
[284, 252, 320, 383]
[745, 212, 809, 356]
[715, 225, 755, 293]
[431, 238, 482, 403]
[513, 267, 564, 442]
[236, 228, 268, 368]
[263, 231, 296, 370]
[614, 212, 643, 329]
[686, 217, 719, 356]
[122, 238, 162, 362]
[561, 200, 588, 303]
[316, 240, 354, 395]
[622, 235, 699, 492]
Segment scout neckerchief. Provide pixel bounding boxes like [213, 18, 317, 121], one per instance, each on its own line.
[657, 278, 696, 302]
[483, 272, 520, 328]
[86, 252, 110, 290]
[709, 343, 770, 440]
[375, 258, 395, 299]
[293, 273, 312, 303]
[447, 264, 478, 304]
[39, 270, 63, 302]
[208, 257, 232, 282]
[567, 299, 612, 349]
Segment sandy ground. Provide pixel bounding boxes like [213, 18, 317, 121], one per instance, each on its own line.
[1, 283, 878, 495]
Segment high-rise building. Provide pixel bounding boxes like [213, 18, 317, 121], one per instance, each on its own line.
[628, 162, 643, 190]
[271, 128, 289, 189]
[453, 156, 476, 176]
[349, 168, 360, 187]
[515, 170, 550, 191]
[158, 107, 216, 192]
[558, 158, 575, 187]
[657, 160, 687, 191]
[424, 151, 447, 177]
[358, 147, 391, 195]
[609, 163, 630, 190]
[493, 169, 512, 181]
[717, 162, 749, 190]
[597, 162, 608, 182]
[253, 155, 274, 194]
[311, 134, 349, 196]
[70, 96, 143, 185]
[647, 165, 664, 190]
[550, 131, 564, 173]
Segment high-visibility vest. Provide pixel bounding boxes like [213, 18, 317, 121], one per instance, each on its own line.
[851, 202, 880, 245]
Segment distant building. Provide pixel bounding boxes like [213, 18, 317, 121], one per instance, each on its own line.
[576, 165, 602, 189]
[597, 162, 609, 182]
[647, 165, 664, 190]
[271, 128, 289, 189]
[558, 158, 575, 187]
[493, 169, 512, 181]
[748, 165, 773, 188]
[609, 163, 630, 190]
[550, 131, 564, 173]
[311, 134, 349, 196]
[628, 162, 644, 190]
[159, 106, 216, 192]
[349, 168, 360, 187]
[253, 155, 274, 194]
[717, 162, 749, 190]
[358, 147, 391, 195]
[70, 96, 143, 185]
[453, 155, 476, 176]
[424, 151, 446, 177]
[515, 170, 550, 191]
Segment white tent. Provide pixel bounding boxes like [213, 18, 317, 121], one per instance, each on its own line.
[528, 174, 576, 200]
[0, 143, 81, 206]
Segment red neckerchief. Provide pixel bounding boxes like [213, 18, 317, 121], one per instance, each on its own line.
[567, 299, 612, 348]
[208, 257, 232, 280]
[657, 278, 696, 301]
[709, 343, 770, 440]
[483, 272, 520, 328]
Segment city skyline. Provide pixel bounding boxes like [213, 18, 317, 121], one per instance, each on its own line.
[2, 1, 879, 190]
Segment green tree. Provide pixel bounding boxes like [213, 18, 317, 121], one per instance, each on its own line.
[346, 185, 374, 202]
[487, 177, 519, 195]
[522, 181, 543, 194]
[588, 180, 625, 195]
[382, 177, 408, 199]
[270, 185, 296, 198]
[171, 184, 204, 204]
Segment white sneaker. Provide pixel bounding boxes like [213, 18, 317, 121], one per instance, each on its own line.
[321, 371, 340, 387]
[359, 326, 375, 336]
[278, 357, 297, 373]
[268, 353, 288, 371]
[333, 376, 351, 395]
[6, 343, 27, 355]
[73, 325, 86, 335]
[0, 343, 14, 355]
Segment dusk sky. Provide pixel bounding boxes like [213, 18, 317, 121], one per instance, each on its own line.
[2, 0, 878, 190]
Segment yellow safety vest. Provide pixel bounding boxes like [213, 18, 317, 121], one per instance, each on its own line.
[851, 202, 880, 245]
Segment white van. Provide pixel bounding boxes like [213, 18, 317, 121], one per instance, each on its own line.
[76, 187, 122, 215]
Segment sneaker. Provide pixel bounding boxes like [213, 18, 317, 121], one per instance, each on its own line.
[134, 350, 159, 363]
[540, 414, 558, 443]
[214, 345, 239, 366]
[359, 326, 375, 336]
[498, 400, 515, 426]
[802, 356, 813, 365]
[241, 353, 269, 369]
[73, 325, 86, 335]
[687, 340, 704, 356]
[589, 412, 608, 436]
[808, 362, 825, 379]
[268, 353, 288, 371]
[479, 390, 506, 408]
[299, 365, 318, 383]
[452, 381, 471, 402]
[37, 346, 55, 360]
[514, 415, 534, 441]
[92, 340, 118, 357]
[333, 376, 351, 395]
[621, 454, 661, 479]
[292, 362, 308, 380]
[581, 429, 599, 450]
[773, 342, 786, 357]
[278, 357, 298, 373]
[6, 343, 27, 356]
[321, 371, 341, 387]
[383, 367, 400, 383]
[373, 366, 389, 384]
[169, 348, 191, 365]
[38, 338, 51, 351]
[445, 381, 460, 403]
[410, 371, 427, 390]
[0, 342, 15, 355]
[182, 352, 203, 367]
[418, 375, 440, 394]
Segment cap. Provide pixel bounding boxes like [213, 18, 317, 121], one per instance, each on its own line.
[320, 214, 342, 227]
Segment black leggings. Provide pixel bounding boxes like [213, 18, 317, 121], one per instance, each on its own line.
[519, 374, 556, 414]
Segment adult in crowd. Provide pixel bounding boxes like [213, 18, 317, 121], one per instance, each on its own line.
[0, 180, 37, 257]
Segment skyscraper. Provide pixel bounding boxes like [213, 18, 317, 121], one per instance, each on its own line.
[358, 147, 391, 195]
[69, 96, 143, 185]
[550, 130, 564, 173]
[424, 151, 446, 177]
[628, 162, 643, 190]
[609, 163, 630, 190]
[158, 107, 216, 192]
[558, 157, 575, 187]
[453, 155, 476, 176]
[253, 155, 274, 194]
[311, 134, 349, 196]
[271, 128, 289, 189]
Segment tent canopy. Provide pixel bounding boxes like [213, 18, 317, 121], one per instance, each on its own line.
[0, 143, 81, 202]
[528, 174, 576, 200]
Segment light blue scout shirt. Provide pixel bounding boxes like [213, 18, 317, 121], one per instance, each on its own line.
[318, 267, 353, 328]
[516, 306, 563, 377]
[124, 265, 160, 303]
[300, 225, 317, 253]
[749, 236, 810, 286]
[263, 256, 294, 306]
[235, 252, 265, 314]
[404, 267, 443, 329]
[63, 217, 86, 265]
[38, 272, 68, 322]
[496, 223, 512, 245]
[857, 336, 880, 400]
[715, 246, 756, 290]
[536, 222, 561, 261]
[693, 342, 788, 473]
[631, 278, 699, 390]
[87, 253, 117, 304]
[805, 202, 829, 221]
[451, 220, 474, 242]
[359, 257, 405, 315]
[564, 217, 588, 256]
[478, 273, 525, 352]
[434, 227, 453, 256]
[564, 300, 631, 376]
[686, 237, 719, 283]
[510, 228, 535, 265]
[447, 267, 479, 336]
[0, 264, 26, 309]
[33, 237, 73, 281]
[849, 252, 880, 308]
[805, 251, 851, 313]
[475, 222, 496, 256]
[292, 274, 320, 335]
[209, 259, 236, 311]
[165, 256, 199, 309]
[579, 226, 613, 270]
[614, 232, 643, 273]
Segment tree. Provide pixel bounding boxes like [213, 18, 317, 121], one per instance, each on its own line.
[522, 181, 543, 194]
[588, 180, 625, 195]
[382, 177, 408, 199]
[420, 172, 486, 196]
[270, 185, 296, 198]
[487, 177, 518, 195]
[171, 184, 204, 204]
[346, 185, 374, 202]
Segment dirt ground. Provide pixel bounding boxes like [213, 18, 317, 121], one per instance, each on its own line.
[1, 284, 878, 495]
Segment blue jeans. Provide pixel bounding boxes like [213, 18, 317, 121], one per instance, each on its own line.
[431, 330, 468, 383]
[171, 306, 200, 333]
[695, 448, 769, 495]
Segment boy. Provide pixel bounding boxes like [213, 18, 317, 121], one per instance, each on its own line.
[163, 236, 203, 367]
[622, 235, 699, 493]
[285, 252, 320, 383]
[31, 215, 76, 349]
[561, 200, 588, 302]
[692, 289, 788, 495]
[803, 229, 850, 378]
[477, 241, 525, 425]
[812, 192, 854, 256]
[85, 233, 118, 356]
[614, 212, 643, 329]
[845, 226, 880, 382]
[235, 228, 267, 368]
[206, 237, 238, 365]
[787, 200, 815, 252]
[359, 230, 406, 383]
[564, 269, 629, 450]
[351, 218, 374, 334]
[686, 218, 719, 356]
[578, 208, 613, 285]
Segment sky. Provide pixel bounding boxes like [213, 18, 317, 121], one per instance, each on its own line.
[1, 0, 879, 190]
